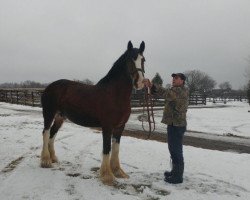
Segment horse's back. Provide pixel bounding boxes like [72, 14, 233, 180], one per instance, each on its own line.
[42, 79, 102, 127]
[41, 78, 131, 128]
[42, 79, 93, 99]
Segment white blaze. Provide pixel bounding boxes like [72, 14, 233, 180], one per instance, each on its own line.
[134, 54, 144, 89]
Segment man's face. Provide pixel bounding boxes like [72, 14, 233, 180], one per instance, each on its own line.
[172, 76, 184, 87]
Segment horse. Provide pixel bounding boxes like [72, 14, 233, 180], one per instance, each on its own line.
[40, 41, 146, 185]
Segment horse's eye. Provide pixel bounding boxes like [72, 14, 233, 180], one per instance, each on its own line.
[134, 55, 138, 60]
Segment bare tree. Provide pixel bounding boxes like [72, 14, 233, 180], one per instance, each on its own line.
[219, 81, 232, 91]
[184, 70, 216, 94]
[0, 81, 47, 88]
[247, 81, 250, 105]
[74, 79, 94, 85]
[246, 56, 250, 105]
[81, 78, 94, 85]
[245, 56, 250, 79]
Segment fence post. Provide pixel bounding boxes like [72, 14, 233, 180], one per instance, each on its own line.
[31, 91, 34, 106]
[24, 90, 26, 105]
[16, 91, 19, 104]
[5, 91, 7, 102]
[10, 90, 13, 103]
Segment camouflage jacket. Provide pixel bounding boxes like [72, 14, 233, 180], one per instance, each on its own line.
[151, 85, 189, 127]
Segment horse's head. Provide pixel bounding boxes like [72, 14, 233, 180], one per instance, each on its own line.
[126, 41, 145, 90]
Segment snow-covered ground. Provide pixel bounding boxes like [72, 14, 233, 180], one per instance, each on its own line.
[0, 102, 250, 200]
[128, 101, 250, 138]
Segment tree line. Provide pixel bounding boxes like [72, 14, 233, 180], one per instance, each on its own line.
[152, 70, 249, 103]
[152, 70, 232, 93]
[0, 80, 48, 89]
[0, 70, 249, 104]
[0, 79, 94, 89]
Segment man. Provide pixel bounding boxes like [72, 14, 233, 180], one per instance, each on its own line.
[143, 73, 189, 184]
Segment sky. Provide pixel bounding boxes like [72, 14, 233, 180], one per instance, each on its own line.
[0, 0, 250, 89]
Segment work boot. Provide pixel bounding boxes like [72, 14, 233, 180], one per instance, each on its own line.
[164, 163, 184, 184]
[164, 163, 175, 177]
[164, 170, 172, 177]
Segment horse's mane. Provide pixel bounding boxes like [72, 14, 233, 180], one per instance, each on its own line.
[97, 51, 129, 85]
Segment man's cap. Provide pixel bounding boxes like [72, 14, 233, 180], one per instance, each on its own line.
[171, 73, 186, 81]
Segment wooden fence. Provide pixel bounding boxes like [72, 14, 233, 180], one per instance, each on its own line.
[189, 93, 206, 105]
[0, 89, 206, 107]
[131, 92, 206, 107]
[0, 89, 44, 107]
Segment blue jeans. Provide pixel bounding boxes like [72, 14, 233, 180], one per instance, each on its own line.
[167, 125, 186, 165]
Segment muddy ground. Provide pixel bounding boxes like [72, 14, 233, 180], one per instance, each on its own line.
[121, 129, 250, 154]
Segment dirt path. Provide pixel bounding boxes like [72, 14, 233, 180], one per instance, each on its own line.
[121, 129, 250, 154]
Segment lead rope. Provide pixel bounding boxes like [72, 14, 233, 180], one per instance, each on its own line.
[142, 87, 156, 139]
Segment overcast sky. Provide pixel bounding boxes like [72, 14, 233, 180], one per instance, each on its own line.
[0, 0, 250, 89]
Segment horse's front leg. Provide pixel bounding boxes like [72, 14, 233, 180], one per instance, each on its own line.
[100, 128, 115, 185]
[110, 126, 129, 179]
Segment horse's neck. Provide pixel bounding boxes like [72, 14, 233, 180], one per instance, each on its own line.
[112, 76, 133, 95]
[98, 57, 132, 85]
[104, 73, 133, 98]
[97, 63, 133, 98]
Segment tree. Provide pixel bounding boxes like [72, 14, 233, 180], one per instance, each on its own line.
[245, 55, 250, 105]
[219, 82, 232, 91]
[247, 80, 250, 105]
[74, 79, 94, 85]
[0, 81, 47, 88]
[21, 80, 46, 88]
[152, 73, 163, 86]
[245, 56, 250, 79]
[184, 70, 216, 95]
[81, 79, 94, 85]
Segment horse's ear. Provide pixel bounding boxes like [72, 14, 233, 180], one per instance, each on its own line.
[127, 41, 133, 51]
[139, 41, 145, 53]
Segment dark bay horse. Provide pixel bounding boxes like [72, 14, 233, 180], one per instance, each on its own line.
[40, 41, 145, 185]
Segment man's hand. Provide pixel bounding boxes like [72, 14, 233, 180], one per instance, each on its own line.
[143, 79, 152, 88]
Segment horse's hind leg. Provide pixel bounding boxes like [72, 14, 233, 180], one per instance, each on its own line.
[100, 127, 115, 185]
[41, 111, 55, 168]
[48, 113, 65, 163]
[41, 130, 51, 168]
[110, 125, 129, 179]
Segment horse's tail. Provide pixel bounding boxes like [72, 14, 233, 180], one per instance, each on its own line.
[41, 79, 69, 107]
[41, 79, 69, 130]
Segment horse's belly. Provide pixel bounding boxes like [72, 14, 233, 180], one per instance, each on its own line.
[65, 112, 101, 127]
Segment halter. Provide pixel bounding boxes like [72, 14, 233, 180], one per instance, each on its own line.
[129, 68, 145, 76]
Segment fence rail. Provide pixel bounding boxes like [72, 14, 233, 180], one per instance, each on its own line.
[189, 94, 206, 105]
[0, 89, 207, 107]
[0, 89, 44, 107]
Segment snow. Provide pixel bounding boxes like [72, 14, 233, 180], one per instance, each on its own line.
[0, 101, 250, 200]
[187, 101, 250, 138]
[127, 101, 250, 138]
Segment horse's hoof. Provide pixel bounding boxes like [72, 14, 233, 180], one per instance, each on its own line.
[100, 175, 116, 186]
[40, 159, 52, 168]
[119, 173, 129, 179]
[51, 156, 58, 163]
[113, 169, 130, 179]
